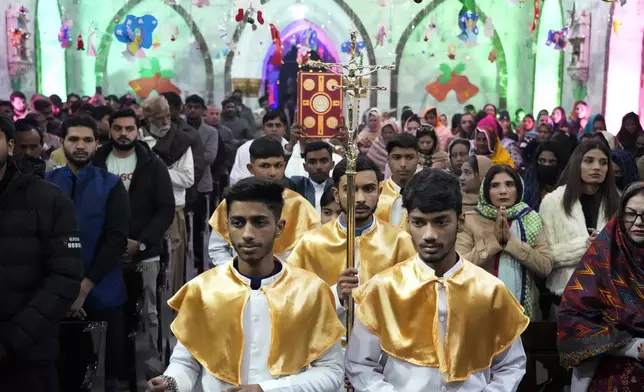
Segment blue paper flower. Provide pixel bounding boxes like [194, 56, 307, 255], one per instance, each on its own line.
[114, 14, 158, 49]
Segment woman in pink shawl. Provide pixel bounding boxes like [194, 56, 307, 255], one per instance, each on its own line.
[356, 108, 382, 153]
[367, 119, 400, 173]
[422, 106, 452, 151]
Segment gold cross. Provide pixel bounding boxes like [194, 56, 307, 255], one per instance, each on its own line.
[308, 32, 394, 376]
[309, 31, 395, 168]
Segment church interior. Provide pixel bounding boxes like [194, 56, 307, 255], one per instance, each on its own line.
[1, 0, 642, 131]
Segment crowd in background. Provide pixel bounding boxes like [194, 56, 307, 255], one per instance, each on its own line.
[1, 87, 644, 391]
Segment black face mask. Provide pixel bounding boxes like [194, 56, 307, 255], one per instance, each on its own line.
[536, 164, 558, 185]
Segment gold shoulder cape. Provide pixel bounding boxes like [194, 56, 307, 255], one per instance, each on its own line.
[168, 262, 345, 386]
[208, 188, 320, 255]
[353, 257, 529, 382]
[287, 217, 416, 286]
[375, 178, 407, 229]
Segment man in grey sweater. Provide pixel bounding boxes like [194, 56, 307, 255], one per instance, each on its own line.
[184, 95, 218, 273]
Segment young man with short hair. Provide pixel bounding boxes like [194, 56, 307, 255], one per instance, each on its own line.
[375, 133, 419, 227]
[10, 91, 27, 120]
[287, 155, 415, 320]
[289, 141, 335, 212]
[45, 114, 131, 391]
[148, 178, 345, 391]
[13, 118, 57, 172]
[230, 110, 287, 185]
[93, 109, 176, 376]
[209, 136, 319, 267]
[346, 169, 528, 391]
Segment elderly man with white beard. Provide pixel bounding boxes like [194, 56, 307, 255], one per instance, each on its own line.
[139, 96, 194, 295]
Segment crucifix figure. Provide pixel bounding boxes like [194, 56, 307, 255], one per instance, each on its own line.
[308, 30, 395, 380]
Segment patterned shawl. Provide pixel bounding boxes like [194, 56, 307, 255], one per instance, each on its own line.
[475, 177, 544, 318]
[557, 182, 644, 369]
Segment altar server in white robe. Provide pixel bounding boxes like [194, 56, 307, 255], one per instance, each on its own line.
[346, 169, 529, 392]
[147, 177, 345, 392]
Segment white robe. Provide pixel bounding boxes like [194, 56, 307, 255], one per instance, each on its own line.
[345, 257, 527, 392]
[164, 262, 345, 391]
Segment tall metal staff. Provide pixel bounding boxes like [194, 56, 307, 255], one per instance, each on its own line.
[309, 30, 395, 354]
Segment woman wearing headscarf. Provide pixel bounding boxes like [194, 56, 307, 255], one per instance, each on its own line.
[416, 125, 447, 169]
[522, 141, 564, 211]
[611, 149, 640, 191]
[447, 138, 471, 176]
[579, 114, 606, 138]
[367, 118, 399, 173]
[474, 115, 515, 167]
[459, 155, 493, 213]
[356, 107, 382, 152]
[421, 106, 451, 151]
[402, 114, 421, 136]
[400, 108, 414, 132]
[617, 112, 644, 156]
[456, 165, 553, 320]
[557, 182, 644, 391]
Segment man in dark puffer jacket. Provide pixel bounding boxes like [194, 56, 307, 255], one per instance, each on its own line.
[0, 115, 83, 391]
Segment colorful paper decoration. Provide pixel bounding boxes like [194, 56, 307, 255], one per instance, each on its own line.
[448, 44, 456, 60]
[425, 63, 479, 103]
[545, 27, 568, 50]
[488, 49, 497, 63]
[424, 18, 437, 42]
[341, 40, 365, 54]
[235, 0, 264, 31]
[376, 25, 387, 47]
[298, 72, 343, 138]
[613, 17, 621, 34]
[128, 58, 181, 99]
[269, 24, 283, 65]
[457, 11, 479, 45]
[76, 34, 84, 50]
[114, 14, 158, 59]
[58, 20, 73, 49]
[531, 0, 541, 33]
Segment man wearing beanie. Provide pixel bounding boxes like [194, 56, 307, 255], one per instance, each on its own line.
[0, 114, 83, 391]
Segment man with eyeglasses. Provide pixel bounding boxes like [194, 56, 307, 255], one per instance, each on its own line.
[229, 111, 289, 186]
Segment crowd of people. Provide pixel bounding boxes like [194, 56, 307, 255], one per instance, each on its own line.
[0, 88, 643, 392]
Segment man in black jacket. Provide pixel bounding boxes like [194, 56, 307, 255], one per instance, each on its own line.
[93, 109, 175, 376]
[0, 115, 83, 391]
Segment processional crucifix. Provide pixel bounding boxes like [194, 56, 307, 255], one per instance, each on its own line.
[309, 31, 395, 385]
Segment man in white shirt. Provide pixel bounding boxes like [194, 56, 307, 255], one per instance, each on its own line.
[229, 111, 288, 185]
[288, 141, 335, 213]
[346, 168, 528, 392]
[375, 133, 419, 227]
[139, 96, 194, 295]
[284, 126, 343, 179]
[147, 177, 345, 392]
[93, 108, 175, 378]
